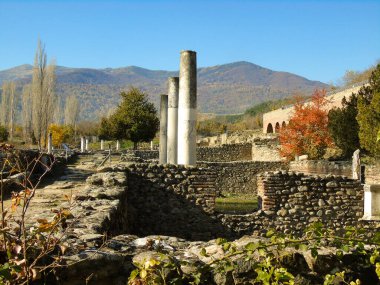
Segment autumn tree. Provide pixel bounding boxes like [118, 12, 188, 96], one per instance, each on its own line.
[356, 64, 380, 156]
[328, 94, 360, 158]
[99, 87, 159, 149]
[279, 89, 333, 160]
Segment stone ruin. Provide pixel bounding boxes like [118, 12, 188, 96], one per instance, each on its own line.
[17, 50, 379, 284]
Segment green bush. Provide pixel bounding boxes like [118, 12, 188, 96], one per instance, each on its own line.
[0, 125, 9, 142]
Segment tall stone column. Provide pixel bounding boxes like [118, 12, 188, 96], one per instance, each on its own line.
[100, 140, 104, 150]
[159, 94, 168, 164]
[116, 140, 120, 151]
[167, 77, 179, 164]
[47, 132, 52, 154]
[80, 137, 85, 153]
[150, 141, 154, 150]
[85, 137, 89, 151]
[178, 50, 197, 165]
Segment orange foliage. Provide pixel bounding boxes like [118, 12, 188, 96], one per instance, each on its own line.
[279, 89, 334, 160]
[48, 124, 69, 147]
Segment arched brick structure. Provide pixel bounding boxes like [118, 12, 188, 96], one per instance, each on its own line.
[266, 123, 273, 133]
[282, 121, 286, 128]
[262, 85, 366, 134]
[275, 122, 280, 133]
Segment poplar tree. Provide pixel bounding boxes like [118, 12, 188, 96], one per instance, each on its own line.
[22, 84, 33, 142]
[32, 39, 56, 149]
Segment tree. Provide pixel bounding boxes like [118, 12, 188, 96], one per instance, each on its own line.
[22, 84, 33, 142]
[64, 94, 80, 128]
[0, 82, 9, 127]
[279, 89, 334, 160]
[48, 124, 73, 146]
[99, 87, 159, 149]
[32, 39, 56, 149]
[0, 81, 17, 141]
[357, 64, 380, 156]
[8, 81, 16, 141]
[328, 94, 360, 158]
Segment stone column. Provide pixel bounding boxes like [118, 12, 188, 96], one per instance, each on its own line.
[178, 50, 197, 165]
[150, 141, 154, 150]
[167, 77, 179, 164]
[159, 94, 168, 164]
[352, 149, 361, 180]
[47, 132, 52, 154]
[116, 140, 120, 151]
[85, 137, 89, 151]
[363, 184, 380, 220]
[100, 140, 104, 150]
[80, 137, 85, 153]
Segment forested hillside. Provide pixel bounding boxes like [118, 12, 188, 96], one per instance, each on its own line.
[0, 61, 328, 120]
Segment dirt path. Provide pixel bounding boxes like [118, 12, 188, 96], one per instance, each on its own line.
[8, 156, 96, 228]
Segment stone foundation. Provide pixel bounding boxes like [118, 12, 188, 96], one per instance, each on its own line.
[289, 160, 352, 177]
[197, 143, 252, 162]
[198, 161, 287, 195]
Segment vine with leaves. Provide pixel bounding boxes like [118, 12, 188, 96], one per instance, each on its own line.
[0, 144, 73, 284]
[128, 223, 380, 285]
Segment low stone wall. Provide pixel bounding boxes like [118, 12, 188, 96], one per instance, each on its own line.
[198, 161, 287, 195]
[289, 160, 352, 177]
[197, 143, 252, 162]
[125, 163, 231, 240]
[251, 137, 281, 161]
[59, 163, 380, 284]
[127, 150, 159, 160]
[221, 171, 366, 237]
[221, 171, 380, 237]
[365, 164, 380, 184]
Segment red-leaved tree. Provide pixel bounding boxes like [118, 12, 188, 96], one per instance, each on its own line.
[279, 89, 334, 160]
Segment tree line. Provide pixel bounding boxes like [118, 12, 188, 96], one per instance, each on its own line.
[0, 39, 80, 147]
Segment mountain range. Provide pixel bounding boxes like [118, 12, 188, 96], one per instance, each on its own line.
[0, 61, 328, 120]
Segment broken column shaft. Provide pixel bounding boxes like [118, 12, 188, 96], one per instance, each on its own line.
[159, 94, 168, 164]
[47, 133, 52, 154]
[80, 137, 85, 153]
[167, 77, 179, 164]
[178, 50, 197, 165]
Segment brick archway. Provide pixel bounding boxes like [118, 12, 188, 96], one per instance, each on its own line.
[266, 123, 274, 133]
[275, 122, 280, 133]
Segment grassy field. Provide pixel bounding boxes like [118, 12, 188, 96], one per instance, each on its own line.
[215, 193, 258, 214]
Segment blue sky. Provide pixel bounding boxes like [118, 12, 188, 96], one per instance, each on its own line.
[0, 0, 379, 83]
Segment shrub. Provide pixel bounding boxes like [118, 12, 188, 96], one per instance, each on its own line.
[0, 125, 8, 142]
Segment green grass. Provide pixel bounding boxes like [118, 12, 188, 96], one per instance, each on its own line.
[215, 194, 258, 214]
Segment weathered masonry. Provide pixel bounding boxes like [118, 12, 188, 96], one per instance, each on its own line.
[72, 164, 378, 242]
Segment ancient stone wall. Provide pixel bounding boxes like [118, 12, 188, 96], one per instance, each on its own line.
[221, 171, 367, 237]
[289, 160, 352, 177]
[198, 161, 287, 195]
[197, 143, 252, 162]
[127, 150, 159, 160]
[125, 163, 231, 240]
[365, 164, 380, 184]
[251, 137, 281, 161]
